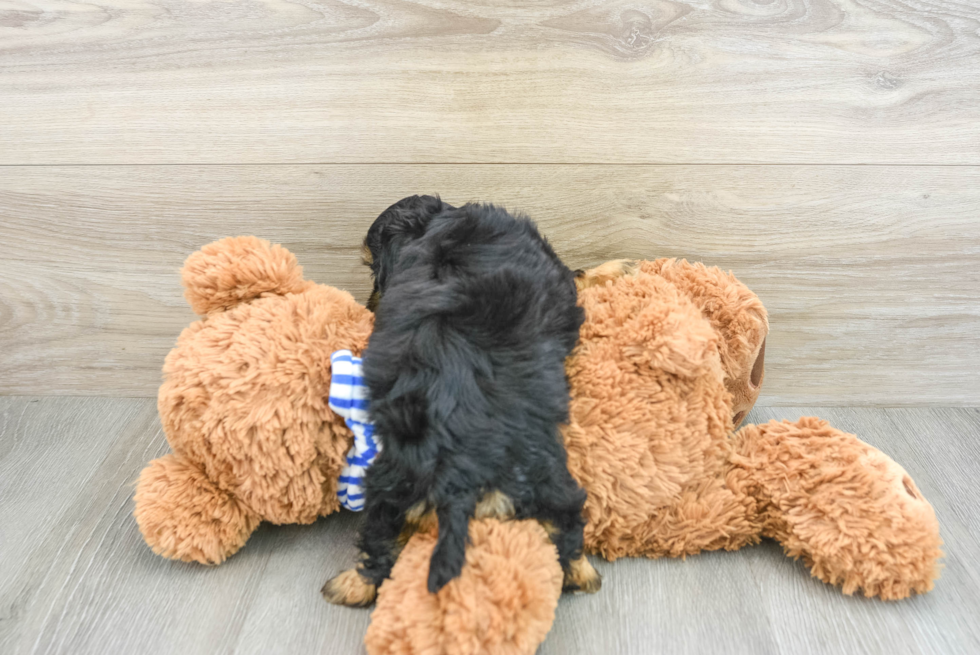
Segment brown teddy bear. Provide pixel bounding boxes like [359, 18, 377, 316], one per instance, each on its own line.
[365, 259, 942, 655]
[134, 238, 942, 655]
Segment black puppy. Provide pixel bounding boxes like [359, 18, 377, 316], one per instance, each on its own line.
[323, 195, 601, 605]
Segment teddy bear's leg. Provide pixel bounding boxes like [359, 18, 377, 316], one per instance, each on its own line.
[134, 453, 261, 565]
[593, 477, 764, 560]
[364, 519, 563, 655]
[728, 418, 943, 600]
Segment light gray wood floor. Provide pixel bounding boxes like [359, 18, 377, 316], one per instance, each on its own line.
[1, 398, 978, 655]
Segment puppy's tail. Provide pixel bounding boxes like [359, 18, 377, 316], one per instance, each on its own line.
[427, 496, 476, 594]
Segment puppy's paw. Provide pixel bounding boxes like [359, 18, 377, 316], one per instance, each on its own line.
[563, 555, 602, 594]
[321, 569, 377, 607]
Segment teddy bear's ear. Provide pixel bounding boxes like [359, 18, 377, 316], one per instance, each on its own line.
[624, 299, 722, 379]
[181, 236, 312, 315]
[580, 271, 722, 379]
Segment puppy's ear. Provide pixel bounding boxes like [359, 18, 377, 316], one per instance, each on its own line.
[364, 195, 450, 308]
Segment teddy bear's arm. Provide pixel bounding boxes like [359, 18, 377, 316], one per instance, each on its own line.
[134, 452, 261, 565]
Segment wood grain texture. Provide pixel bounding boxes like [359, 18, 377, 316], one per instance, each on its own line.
[2, 0, 980, 164]
[2, 164, 978, 404]
[1, 398, 978, 654]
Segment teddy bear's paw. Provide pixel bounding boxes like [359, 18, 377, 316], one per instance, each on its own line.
[134, 453, 260, 565]
[562, 554, 602, 594]
[733, 418, 943, 600]
[322, 568, 378, 607]
[364, 520, 563, 655]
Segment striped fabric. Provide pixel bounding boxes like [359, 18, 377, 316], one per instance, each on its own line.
[328, 350, 380, 511]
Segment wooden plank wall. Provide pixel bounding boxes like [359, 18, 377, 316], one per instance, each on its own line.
[1, 0, 978, 404]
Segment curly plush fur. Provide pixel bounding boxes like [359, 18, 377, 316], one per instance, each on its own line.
[364, 519, 564, 655]
[568, 259, 940, 594]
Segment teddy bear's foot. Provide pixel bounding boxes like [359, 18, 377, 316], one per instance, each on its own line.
[730, 417, 943, 600]
[134, 454, 261, 565]
[364, 519, 562, 655]
[322, 568, 378, 607]
[562, 554, 602, 594]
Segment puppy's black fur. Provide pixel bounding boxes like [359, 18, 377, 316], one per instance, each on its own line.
[358, 195, 587, 594]
[363, 194, 447, 311]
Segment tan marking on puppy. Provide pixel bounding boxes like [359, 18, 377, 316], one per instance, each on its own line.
[474, 489, 516, 520]
[361, 242, 373, 266]
[322, 568, 378, 607]
[574, 259, 639, 291]
[405, 500, 432, 525]
[398, 491, 515, 547]
[399, 501, 437, 546]
[563, 555, 602, 594]
[537, 519, 559, 538]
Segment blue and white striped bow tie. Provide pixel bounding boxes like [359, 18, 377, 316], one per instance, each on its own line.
[328, 350, 380, 511]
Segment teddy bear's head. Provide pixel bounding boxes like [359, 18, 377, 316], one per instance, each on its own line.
[574, 259, 768, 428]
[639, 259, 768, 427]
[135, 236, 374, 564]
